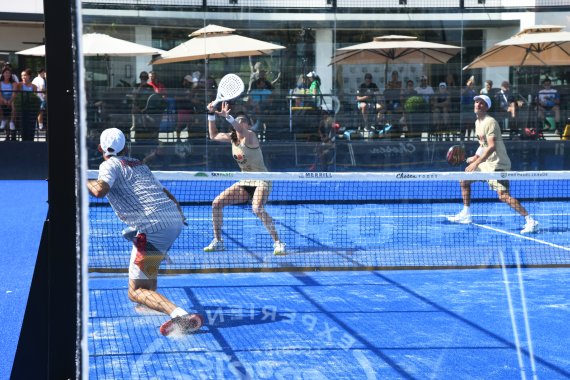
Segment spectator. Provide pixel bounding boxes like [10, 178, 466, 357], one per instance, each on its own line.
[2, 62, 19, 83]
[460, 75, 477, 140]
[32, 68, 47, 131]
[495, 80, 518, 134]
[248, 59, 280, 93]
[15, 68, 40, 141]
[433, 82, 451, 132]
[131, 71, 154, 139]
[247, 78, 273, 131]
[148, 71, 167, 95]
[415, 75, 435, 104]
[387, 70, 402, 90]
[384, 71, 402, 114]
[400, 79, 418, 105]
[315, 110, 337, 171]
[536, 77, 560, 131]
[0, 66, 17, 141]
[175, 75, 196, 141]
[480, 79, 498, 115]
[356, 73, 380, 129]
[306, 71, 322, 107]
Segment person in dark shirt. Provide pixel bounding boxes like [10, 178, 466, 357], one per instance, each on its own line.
[356, 73, 380, 129]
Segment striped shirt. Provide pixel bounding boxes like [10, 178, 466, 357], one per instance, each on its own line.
[98, 156, 181, 233]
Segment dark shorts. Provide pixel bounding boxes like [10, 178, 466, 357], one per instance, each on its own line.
[240, 185, 257, 200]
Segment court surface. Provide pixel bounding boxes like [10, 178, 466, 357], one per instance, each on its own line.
[89, 268, 570, 379]
[89, 196, 570, 379]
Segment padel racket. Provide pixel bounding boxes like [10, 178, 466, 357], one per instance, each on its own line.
[210, 74, 245, 107]
[446, 145, 466, 166]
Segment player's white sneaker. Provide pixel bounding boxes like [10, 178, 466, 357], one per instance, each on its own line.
[521, 220, 539, 234]
[203, 238, 225, 252]
[447, 211, 472, 224]
[273, 241, 287, 255]
[160, 313, 203, 336]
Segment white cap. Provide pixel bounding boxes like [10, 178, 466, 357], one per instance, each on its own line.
[420, 75, 427, 80]
[100, 128, 125, 157]
[473, 94, 492, 109]
[183, 74, 193, 82]
[439, 82, 447, 88]
[306, 71, 316, 78]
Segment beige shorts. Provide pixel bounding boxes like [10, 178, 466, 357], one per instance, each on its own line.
[128, 223, 183, 280]
[475, 165, 509, 193]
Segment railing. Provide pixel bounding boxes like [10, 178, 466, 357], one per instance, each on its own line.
[0, 89, 47, 142]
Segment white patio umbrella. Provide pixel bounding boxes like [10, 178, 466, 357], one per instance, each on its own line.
[331, 35, 461, 87]
[331, 35, 462, 66]
[463, 25, 570, 69]
[16, 33, 165, 57]
[16, 33, 165, 86]
[152, 24, 286, 65]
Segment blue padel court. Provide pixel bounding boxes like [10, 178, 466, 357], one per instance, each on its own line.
[87, 174, 570, 379]
[89, 269, 570, 379]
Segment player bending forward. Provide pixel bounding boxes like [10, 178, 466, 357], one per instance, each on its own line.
[88, 128, 203, 336]
[447, 95, 539, 234]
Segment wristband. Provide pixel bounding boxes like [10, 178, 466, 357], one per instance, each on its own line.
[208, 114, 216, 122]
[225, 115, 235, 124]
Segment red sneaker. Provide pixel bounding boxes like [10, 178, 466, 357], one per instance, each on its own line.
[160, 313, 204, 336]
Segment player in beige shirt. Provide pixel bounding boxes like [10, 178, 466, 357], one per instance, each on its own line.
[204, 101, 286, 255]
[448, 95, 538, 234]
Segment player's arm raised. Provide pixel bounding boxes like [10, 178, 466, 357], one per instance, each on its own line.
[207, 101, 232, 142]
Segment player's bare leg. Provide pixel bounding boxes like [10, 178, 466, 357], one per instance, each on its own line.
[128, 279, 176, 315]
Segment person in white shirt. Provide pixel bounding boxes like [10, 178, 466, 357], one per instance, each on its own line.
[537, 77, 560, 131]
[32, 68, 47, 130]
[87, 128, 203, 336]
[415, 75, 435, 104]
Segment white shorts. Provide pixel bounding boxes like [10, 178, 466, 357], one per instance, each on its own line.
[128, 223, 183, 280]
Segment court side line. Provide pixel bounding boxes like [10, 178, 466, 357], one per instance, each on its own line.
[499, 250, 528, 380]
[472, 223, 570, 252]
[514, 249, 539, 380]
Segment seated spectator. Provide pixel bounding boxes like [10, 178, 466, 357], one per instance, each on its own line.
[384, 71, 402, 114]
[536, 77, 560, 131]
[356, 73, 380, 129]
[400, 79, 418, 105]
[387, 70, 402, 90]
[415, 75, 434, 104]
[494, 80, 518, 134]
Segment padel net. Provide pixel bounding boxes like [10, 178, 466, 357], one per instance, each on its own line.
[88, 170, 570, 273]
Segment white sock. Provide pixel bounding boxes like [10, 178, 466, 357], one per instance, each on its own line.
[38, 123, 44, 130]
[462, 206, 471, 214]
[170, 307, 188, 318]
[525, 215, 534, 223]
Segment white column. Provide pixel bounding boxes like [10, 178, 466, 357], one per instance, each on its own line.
[134, 26, 154, 78]
[315, 28, 334, 95]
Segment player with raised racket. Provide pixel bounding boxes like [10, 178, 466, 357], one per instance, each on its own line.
[447, 94, 539, 234]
